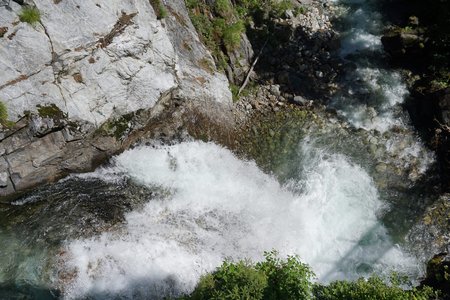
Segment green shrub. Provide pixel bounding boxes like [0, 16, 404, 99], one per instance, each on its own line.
[269, 0, 293, 18]
[186, 251, 314, 300]
[257, 250, 315, 300]
[222, 20, 245, 50]
[19, 7, 41, 24]
[230, 83, 240, 101]
[183, 252, 438, 300]
[313, 276, 437, 300]
[214, 0, 233, 18]
[294, 6, 306, 16]
[190, 261, 267, 300]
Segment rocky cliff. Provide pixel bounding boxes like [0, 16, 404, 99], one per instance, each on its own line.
[0, 0, 233, 200]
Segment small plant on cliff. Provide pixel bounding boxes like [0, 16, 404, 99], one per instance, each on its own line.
[0, 101, 14, 128]
[149, 0, 167, 20]
[214, 0, 233, 18]
[19, 6, 41, 24]
[0, 101, 8, 124]
[222, 20, 245, 50]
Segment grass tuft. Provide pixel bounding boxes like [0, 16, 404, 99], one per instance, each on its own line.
[19, 6, 41, 25]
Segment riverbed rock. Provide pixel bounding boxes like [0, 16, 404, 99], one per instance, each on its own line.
[0, 0, 233, 200]
[408, 194, 450, 258]
[381, 27, 425, 65]
[421, 252, 450, 297]
[293, 95, 308, 105]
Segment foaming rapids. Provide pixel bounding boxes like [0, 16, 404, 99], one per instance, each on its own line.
[59, 142, 420, 299]
[331, 0, 411, 132]
[332, 67, 409, 132]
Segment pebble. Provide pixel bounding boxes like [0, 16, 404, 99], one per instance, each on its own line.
[270, 85, 281, 97]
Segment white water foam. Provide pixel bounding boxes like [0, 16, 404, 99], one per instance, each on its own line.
[60, 141, 420, 299]
[339, 6, 382, 58]
[333, 67, 409, 132]
[330, 0, 414, 133]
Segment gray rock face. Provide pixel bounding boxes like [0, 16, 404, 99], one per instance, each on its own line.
[0, 0, 233, 200]
[408, 194, 450, 258]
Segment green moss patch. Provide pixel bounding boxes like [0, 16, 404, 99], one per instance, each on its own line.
[37, 104, 66, 119]
[100, 113, 135, 140]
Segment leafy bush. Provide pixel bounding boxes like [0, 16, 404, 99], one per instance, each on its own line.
[313, 276, 436, 300]
[257, 250, 314, 300]
[190, 261, 267, 300]
[186, 251, 314, 300]
[19, 6, 41, 24]
[186, 0, 244, 52]
[268, 0, 293, 18]
[222, 20, 245, 50]
[214, 0, 233, 18]
[183, 252, 438, 300]
[185, 0, 296, 73]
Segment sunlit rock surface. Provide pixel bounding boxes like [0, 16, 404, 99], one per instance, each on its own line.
[0, 0, 232, 199]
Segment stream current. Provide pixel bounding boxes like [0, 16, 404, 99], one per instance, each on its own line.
[0, 0, 440, 299]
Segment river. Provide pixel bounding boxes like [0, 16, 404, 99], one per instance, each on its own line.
[0, 0, 439, 299]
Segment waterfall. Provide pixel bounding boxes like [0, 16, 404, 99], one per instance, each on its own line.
[59, 142, 420, 299]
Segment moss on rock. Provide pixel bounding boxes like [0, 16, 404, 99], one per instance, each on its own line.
[37, 104, 66, 119]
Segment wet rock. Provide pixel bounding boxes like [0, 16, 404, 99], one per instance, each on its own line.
[277, 71, 290, 84]
[438, 88, 450, 125]
[29, 114, 65, 137]
[270, 85, 281, 97]
[293, 95, 308, 105]
[421, 253, 450, 297]
[381, 27, 425, 64]
[408, 194, 450, 257]
[0, 172, 7, 188]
